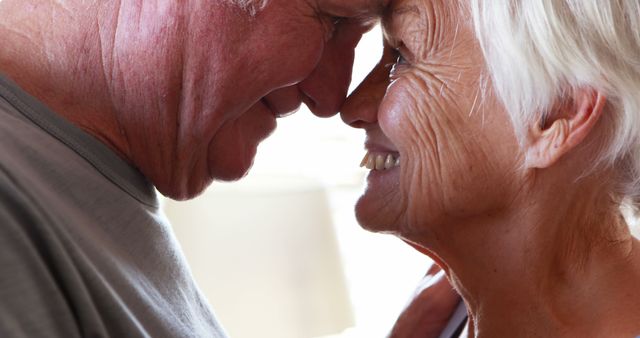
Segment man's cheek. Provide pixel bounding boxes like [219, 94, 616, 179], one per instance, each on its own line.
[259, 40, 325, 89]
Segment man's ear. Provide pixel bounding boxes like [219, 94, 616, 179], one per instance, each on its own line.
[525, 88, 607, 169]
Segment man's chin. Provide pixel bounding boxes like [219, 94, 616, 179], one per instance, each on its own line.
[167, 167, 254, 201]
[147, 152, 254, 201]
[157, 178, 214, 201]
[209, 166, 251, 182]
[207, 153, 255, 182]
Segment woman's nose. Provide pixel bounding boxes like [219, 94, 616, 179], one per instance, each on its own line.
[341, 49, 394, 128]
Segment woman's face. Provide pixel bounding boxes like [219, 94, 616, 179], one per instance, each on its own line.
[342, 0, 524, 241]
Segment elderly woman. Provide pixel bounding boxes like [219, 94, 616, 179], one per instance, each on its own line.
[342, 0, 640, 337]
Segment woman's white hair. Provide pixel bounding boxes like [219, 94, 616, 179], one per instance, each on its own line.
[470, 0, 640, 203]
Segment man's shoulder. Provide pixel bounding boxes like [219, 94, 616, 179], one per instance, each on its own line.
[0, 159, 59, 249]
[0, 110, 72, 214]
[0, 163, 85, 338]
[0, 102, 118, 209]
[0, 123, 48, 229]
[0, 100, 71, 183]
[0, 106, 111, 252]
[0, 129, 102, 338]
[0, 114, 82, 335]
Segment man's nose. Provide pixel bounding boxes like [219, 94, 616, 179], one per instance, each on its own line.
[299, 20, 368, 118]
[263, 86, 303, 117]
[341, 50, 393, 128]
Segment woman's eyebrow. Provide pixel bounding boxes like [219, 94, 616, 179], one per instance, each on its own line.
[382, 5, 420, 31]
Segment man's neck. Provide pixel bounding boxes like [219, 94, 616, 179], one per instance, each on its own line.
[423, 177, 640, 337]
[0, 0, 129, 159]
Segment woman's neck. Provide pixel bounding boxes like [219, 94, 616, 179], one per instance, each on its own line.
[422, 178, 640, 337]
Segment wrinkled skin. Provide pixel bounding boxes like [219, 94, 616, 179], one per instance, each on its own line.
[341, 0, 522, 241]
[0, 0, 387, 199]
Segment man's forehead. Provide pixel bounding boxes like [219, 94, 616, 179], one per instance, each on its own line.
[315, 0, 390, 18]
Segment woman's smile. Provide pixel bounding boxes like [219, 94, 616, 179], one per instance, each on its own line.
[360, 132, 402, 203]
[360, 149, 402, 201]
[360, 151, 400, 171]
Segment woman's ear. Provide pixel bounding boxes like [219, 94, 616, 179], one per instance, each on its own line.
[525, 88, 607, 169]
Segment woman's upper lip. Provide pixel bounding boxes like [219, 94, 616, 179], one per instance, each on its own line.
[364, 140, 399, 153]
[364, 130, 399, 153]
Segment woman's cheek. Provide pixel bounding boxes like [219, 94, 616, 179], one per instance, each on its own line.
[402, 110, 446, 228]
[380, 79, 443, 229]
[379, 76, 426, 145]
[379, 81, 405, 136]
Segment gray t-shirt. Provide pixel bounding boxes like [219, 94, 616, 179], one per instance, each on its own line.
[0, 75, 227, 338]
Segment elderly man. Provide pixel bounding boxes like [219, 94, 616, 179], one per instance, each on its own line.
[0, 0, 459, 337]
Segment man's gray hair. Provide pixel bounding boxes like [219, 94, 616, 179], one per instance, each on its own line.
[470, 0, 640, 204]
[229, 0, 269, 15]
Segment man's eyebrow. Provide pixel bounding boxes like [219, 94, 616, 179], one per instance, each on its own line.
[352, 0, 389, 22]
[364, 0, 388, 16]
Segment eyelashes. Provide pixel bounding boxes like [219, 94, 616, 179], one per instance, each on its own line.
[395, 52, 409, 66]
[388, 48, 410, 79]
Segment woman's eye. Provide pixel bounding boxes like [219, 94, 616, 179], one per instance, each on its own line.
[396, 53, 408, 66]
[389, 49, 410, 79]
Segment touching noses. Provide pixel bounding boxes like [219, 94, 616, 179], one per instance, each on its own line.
[341, 48, 394, 128]
[262, 20, 362, 118]
[263, 37, 355, 118]
[299, 19, 371, 117]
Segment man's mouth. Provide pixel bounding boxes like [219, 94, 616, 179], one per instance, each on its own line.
[360, 151, 400, 171]
[261, 98, 297, 118]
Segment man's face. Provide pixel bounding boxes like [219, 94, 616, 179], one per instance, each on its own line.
[111, 0, 385, 199]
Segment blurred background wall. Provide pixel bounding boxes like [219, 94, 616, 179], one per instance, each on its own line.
[163, 26, 432, 338]
[165, 177, 353, 338]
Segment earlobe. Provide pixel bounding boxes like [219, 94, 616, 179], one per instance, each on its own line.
[524, 88, 607, 169]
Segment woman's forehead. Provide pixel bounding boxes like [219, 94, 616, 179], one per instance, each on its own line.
[380, 0, 425, 44]
[381, 0, 465, 43]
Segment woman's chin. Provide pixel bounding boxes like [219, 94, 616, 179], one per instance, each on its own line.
[355, 167, 404, 233]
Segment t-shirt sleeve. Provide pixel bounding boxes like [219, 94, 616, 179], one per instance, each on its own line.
[0, 171, 82, 338]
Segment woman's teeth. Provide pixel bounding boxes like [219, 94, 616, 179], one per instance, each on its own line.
[360, 152, 400, 171]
